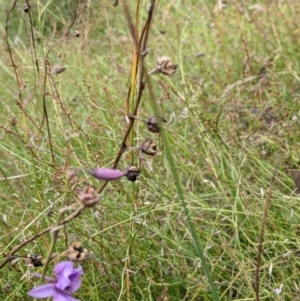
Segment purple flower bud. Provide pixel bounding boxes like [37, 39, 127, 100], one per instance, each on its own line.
[89, 168, 126, 181]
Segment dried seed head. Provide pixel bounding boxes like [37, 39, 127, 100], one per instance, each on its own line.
[23, 3, 31, 13]
[125, 165, 140, 182]
[67, 241, 87, 262]
[146, 116, 166, 133]
[156, 56, 177, 75]
[25, 254, 43, 267]
[141, 138, 158, 156]
[10, 117, 17, 127]
[47, 208, 54, 217]
[78, 186, 101, 207]
[74, 30, 81, 37]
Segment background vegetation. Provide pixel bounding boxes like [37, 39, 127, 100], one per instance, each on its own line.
[1, 0, 300, 300]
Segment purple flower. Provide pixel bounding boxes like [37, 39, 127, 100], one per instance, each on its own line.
[28, 261, 83, 301]
[88, 168, 125, 181]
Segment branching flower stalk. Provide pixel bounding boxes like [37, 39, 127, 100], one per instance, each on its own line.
[107, 1, 157, 300]
[5, 1, 28, 141]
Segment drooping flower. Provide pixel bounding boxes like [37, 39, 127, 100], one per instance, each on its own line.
[88, 168, 126, 181]
[28, 261, 83, 301]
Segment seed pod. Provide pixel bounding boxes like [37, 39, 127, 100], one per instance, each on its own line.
[149, 56, 177, 76]
[74, 30, 81, 38]
[141, 138, 158, 156]
[23, 4, 31, 13]
[25, 254, 43, 267]
[10, 117, 17, 127]
[78, 186, 101, 207]
[67, 241, 87, 262]
[146, 116, 166, 133]
[125, 165, 140, 182]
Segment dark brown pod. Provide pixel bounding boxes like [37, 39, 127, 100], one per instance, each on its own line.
[149, 56, 177, 76]
[125, 165, 140, 182]
[146, 116, 166, 133]
[141, 138, 158, 156]
[25, 254, 43, 267]
[74, 30, 81, 38]
[23, 3, 31, 13]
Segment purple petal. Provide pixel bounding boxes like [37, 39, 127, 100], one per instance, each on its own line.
[55, 262, 73, 290]
[56, 268, 82, 293]
[28, 283, 56, 298]
[55, 261, 83, 293]
[68, 267, 83, 292]
[89, 168, 125, 181]
[53, 291, 80, 301]
[30, 273, 56, 283]
[55, 261, 74, 276]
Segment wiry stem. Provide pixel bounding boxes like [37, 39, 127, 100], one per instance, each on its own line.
[5, 1, 28, 141]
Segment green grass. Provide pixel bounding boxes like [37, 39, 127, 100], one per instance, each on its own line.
[1, 0, 300, 300]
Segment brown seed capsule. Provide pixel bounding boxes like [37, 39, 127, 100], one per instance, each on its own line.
[146, 116, 166, 133]
[149, 56, 177, 76]
[74, 30, 81, 38]
[78, 186, 101, 207]
[125, 165, 140, 182]
[141, 138, 158, 156]
[67, 241, 87, 262]
[10, 117, 17, 127]
[23, 3, 31, 13]
[25, 254, 43, 267]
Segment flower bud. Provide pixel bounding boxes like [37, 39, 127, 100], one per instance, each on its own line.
[88, 168, 126, 181]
